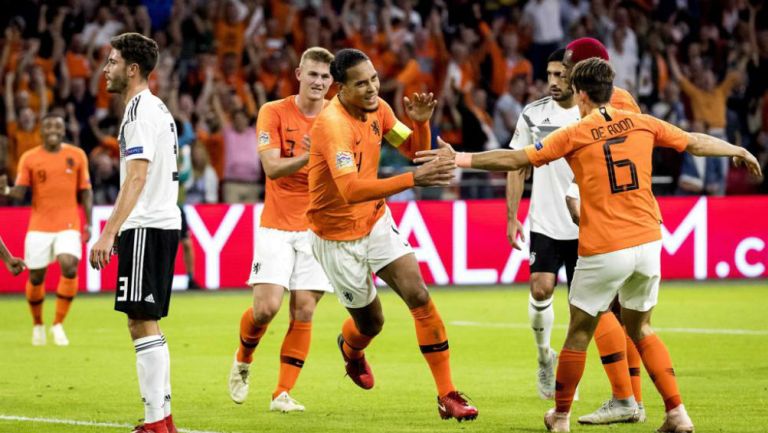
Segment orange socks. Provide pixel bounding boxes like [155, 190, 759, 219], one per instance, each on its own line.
[25, 281, 45, 325]
[340, 317, 373, 360]
[237, 307, 268, 363]
[273, 320, 312, 399]
[594, 313, 633, 400]
[410, 299, 455, 397]
[54, 276, 78, 325]
[625, 332, 643, 403]
[555, 349, 587, 413]
[637, 334, 682, 411]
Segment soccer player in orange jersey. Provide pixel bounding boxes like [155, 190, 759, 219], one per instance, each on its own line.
[416, 58, 762, 433]
[306, 48, 476, 421]
[0, 113, 92, 346]
[227, 47, 335, 412]
[508, 38, 647, 425]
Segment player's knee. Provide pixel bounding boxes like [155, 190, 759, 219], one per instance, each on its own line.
[398, 283, 430, 309]
[251, 302, 279, 325]
[625, 321, 653, 343]
[291, 304, 316, 322]
[358, 315, 384, 337]
[530, 281, 555, 301]
[29, 269, 46, 286]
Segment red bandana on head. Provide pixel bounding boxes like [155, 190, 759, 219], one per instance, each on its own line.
[566, 38, 610, 63]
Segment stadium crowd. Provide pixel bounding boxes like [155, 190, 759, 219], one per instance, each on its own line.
[1, 0, 767, 205]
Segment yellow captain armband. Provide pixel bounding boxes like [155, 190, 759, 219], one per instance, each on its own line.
[383, 120, 412, 148]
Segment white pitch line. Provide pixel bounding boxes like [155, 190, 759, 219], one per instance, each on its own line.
[449, 321, 768, 336]
[0, 415, 237, 433]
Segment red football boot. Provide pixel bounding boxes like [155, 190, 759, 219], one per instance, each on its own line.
[438, 391, 478, 422]
[131, 419, 168, 433]
[164, 415, 177, 433]
[337, 334, 374, 389]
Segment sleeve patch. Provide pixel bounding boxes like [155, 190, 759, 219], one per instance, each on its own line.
[383, 120, 412, 147]
[335, 151, 355, 170]
[126, 147, 144, 156]
[259, 131, 270, 146]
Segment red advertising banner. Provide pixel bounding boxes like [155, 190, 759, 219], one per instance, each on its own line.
[0, 197, 765, 293]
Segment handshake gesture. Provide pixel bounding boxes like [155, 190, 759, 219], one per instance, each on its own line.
[412, 137, 458, 187]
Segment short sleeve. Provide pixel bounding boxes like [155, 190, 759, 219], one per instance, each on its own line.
[77, 149, 92, 190]
[648, 115, 689, 152]
[509, 112, 531, 150]
[525, 127, 573, 167]
[256, 103, 281, 152]
[311, 115, 357, 178]
[380, 99, 412, 148]
[123, 119, 157, 162]
[15, 152, 31, 186]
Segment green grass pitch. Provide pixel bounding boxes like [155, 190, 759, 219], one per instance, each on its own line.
[1, 282, 767, 433]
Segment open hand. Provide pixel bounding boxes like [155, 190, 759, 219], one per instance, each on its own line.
[414, 136, 456, 164]
[733, 149, 763, 179]
[404, 92, 437, 123]
[413, 157, 455, 187]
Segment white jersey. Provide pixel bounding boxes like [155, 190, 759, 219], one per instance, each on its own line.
[510, 96, 579, 240]
[118, 88, 181, 231]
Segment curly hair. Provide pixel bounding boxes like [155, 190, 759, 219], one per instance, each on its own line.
[329, 49, 369, 84]
[110, 33, 159, 80]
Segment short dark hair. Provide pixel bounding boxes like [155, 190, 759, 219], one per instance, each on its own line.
[110, 33, 159, 80]
[547, 48, 567, 63]
[330, 49, 370, 83]
[570, 58, 614, 104]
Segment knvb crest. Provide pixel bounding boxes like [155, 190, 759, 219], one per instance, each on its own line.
[371, 120, 380, 137]
[252, 262, 261, 275]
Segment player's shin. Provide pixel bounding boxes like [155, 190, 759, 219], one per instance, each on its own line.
[54, 276, 78, 324]
[410, 299, 455, 397]
[636, 334, 682, 411]
[528, 292, 555, 363]
[134, 335, 167, 423]
[555, 349, 587, 413]
[237, 307, 268, 363]
[594, 313, 634, 400]
[274, 320, 312, 398]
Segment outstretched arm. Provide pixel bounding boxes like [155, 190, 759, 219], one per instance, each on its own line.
[415, 137, 532, 172]
[685, 132, 762, 177]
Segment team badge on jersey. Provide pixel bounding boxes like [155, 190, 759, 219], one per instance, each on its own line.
[529, 252, 537, 265]
[371, 120, 380, 136]
[259, 131, 270, 146]
[335, 151, 354, 169]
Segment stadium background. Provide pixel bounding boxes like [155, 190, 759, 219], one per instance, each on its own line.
[0, 0, 767, 291]
[1, 2, 767, 433]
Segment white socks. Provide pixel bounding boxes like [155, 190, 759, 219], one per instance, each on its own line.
[528, 293, 555, 364]
[134, 335, 168, 423]
[162, 334, 171, 418]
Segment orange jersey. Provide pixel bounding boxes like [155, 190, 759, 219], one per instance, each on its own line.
[308, 97, 411, 241]
[525, 106, 688, 256]
[257, 96, 327, 231]
[611, 86, 641, 113]
[16, 144, 91, 232]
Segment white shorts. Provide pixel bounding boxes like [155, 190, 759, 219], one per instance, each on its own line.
[248, 227, 333, 292]
[25, 230, 82, 269]
[310, 207, 413, 308]
[569, 240, 662, 317]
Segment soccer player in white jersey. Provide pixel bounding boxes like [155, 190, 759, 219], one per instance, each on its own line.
[508, 48, 580, 400]
[507, 47, 643, 424]
[90, 33, 182, 433]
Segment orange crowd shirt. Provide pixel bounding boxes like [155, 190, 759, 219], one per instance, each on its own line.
[15, 144, 91, 232]
[6, 121, 43, 181]
[307, 97, 408, 241]
[525, 106, 689, 256]
[257, 95, 328, 231]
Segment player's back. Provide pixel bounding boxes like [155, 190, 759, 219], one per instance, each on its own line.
[119, 89, 181, 231]
[257, 96, 324, 231]
[307, 97, 389, 241]
[17, 144, 90, 232]
[555, 106, 687, 256]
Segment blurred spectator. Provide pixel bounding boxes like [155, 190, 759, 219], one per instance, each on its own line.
[522, 0, 564, 80]
[493, 76, 526, 147]
[186, 141, 219, 205]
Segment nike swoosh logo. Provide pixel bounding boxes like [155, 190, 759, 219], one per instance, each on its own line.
[438, 404, 447, 412]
